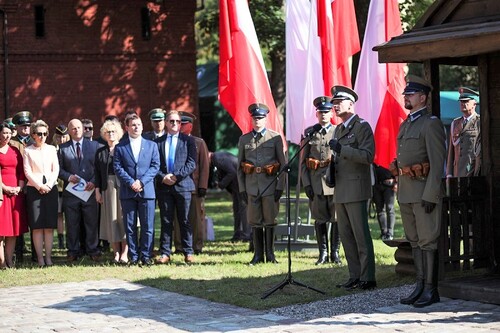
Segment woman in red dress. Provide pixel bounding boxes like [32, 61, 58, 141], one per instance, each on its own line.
[0, 123, 28, 268]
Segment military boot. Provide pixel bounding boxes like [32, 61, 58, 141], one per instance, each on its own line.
[265, 227, 278, 264]
[414, 250, 440, 308]
[400, 247, 424, 305]
[330, 222, 342, 264]
[248, 228, 264, 265]
[315, 222, 329, 265]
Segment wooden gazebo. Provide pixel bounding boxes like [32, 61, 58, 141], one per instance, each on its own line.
[375, 0, 500, 304]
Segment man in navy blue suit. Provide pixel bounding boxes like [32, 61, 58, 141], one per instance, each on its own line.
[155, 110, 197, 264]
[58, 118, 102, 262]
[114, 114, 160, 266]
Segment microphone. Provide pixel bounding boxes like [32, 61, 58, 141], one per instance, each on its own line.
[303, 124, 323, 139]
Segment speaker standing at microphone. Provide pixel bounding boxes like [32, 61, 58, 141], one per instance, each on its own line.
[327, 85, 377, 291]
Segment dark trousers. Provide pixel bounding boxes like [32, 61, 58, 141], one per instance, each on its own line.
[230, 187, 250, 240]
[158, 190, 193, 256]
[63, 193, 99, 257]
[372, 184, 396, 236]
[121, 197, 155, 261]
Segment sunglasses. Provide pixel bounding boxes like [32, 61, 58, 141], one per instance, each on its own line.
[169, 120, 181, 125]
[84, 126, 93, 131]
[35, 132, 48, 137]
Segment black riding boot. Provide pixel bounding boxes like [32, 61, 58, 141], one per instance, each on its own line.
[58, 234, 65, 250]
[265, 227, 278, 264]
[248, 228, 264, 265]
[330, 222, 341, 264]
[315, 222, 329, 265]
[248, 229, 255, 252]
[400, 247, 424, 305]
[414, 250, 440, 308]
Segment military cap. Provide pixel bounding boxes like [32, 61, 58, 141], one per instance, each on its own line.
[12, 111, 33, 126]
[403, 75, 432, 95]
[148, 108, 166, 121]
[331, 85, 358, 102]
[179, 111, 197, 124]
[3, 118, 15, 130]
[458, 87, 479, 101]
[248, 103, 269, 117]
[313, 96, 334, 112]
[55, 124, 68, 135]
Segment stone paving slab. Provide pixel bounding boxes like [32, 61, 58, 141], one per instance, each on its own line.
[0, 279, 499, 332]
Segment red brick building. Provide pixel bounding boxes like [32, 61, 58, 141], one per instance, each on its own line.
[0, 1, 198, 133]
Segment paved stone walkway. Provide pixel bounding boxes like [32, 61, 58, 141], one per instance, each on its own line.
[1, 279, 499, 332]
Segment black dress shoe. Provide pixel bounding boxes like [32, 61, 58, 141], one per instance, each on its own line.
[336, 278, 359, 289]
[128, 260, 139, 267]
[358, 281, 377, 290]
[141, 259, 153, 267]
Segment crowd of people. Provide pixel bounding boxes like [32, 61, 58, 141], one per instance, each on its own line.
[0, 75, 481, 309]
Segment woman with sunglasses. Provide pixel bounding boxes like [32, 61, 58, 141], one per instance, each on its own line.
[0, 123, 28, 268]
[23, 120, 59, 267]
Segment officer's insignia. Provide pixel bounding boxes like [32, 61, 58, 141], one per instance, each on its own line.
[360, 119, 367, 123]
[347, 133, 355, 139]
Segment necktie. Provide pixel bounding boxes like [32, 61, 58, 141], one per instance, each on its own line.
[76, 142, 81, 160]
[321, 128, 327, 135]
[168, 135, 175, 173]
[463, 118, 468, 127]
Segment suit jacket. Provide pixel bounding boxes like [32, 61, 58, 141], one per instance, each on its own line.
[94, 145, 113, 192]
[237, 129, 286, 197]
[212, 151, 238, 192]
[396, 108, 446, 204]
[446, 113, 481, 177]
[301, 124, 336, 196]
[58, 138, 101, 190]
[113, 136, 160, 200]
[155, 133, 196, 192]
[330, 115, 374, 204]
[143, 131, 165, 141]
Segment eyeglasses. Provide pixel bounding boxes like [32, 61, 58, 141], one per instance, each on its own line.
[84, 126, 93, 131]
[35, 132, 48, 137]
[169, 120, 181, 125]
[106, 130, 116, 134]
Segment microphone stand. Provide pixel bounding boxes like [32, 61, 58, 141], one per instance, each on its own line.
[259, 131, 325, 299]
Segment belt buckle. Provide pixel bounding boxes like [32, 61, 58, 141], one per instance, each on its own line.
[255, 167, 262, 174]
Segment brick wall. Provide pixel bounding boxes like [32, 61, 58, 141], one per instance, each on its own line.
[0, 0, 198, 134]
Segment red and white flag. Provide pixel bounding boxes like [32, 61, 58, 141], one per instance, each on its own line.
[218, 0, 284, 139]
[286, 0, 359, 144]
[354, 0, 406, 168]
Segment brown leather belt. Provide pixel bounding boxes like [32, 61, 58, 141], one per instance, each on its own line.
[306, 158, 331, 170]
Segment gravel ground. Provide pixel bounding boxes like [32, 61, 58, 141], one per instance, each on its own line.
[269, 284, 414, 321]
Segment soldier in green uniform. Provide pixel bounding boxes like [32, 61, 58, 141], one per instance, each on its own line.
[395, 76, 446, 308]
[237, 103, 286, 265]
[446, 87, 480, 178]
[10, 111, 34, 263]
[301, 96, 341, 265]
[327, 86, 376, 290]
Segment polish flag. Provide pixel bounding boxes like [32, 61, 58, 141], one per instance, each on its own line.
[286, 0, 359, 144]
[354, 0, 406, 168]
[218, 0, 284, 140]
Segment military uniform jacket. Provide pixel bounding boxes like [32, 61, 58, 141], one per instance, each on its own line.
[10, 135, 34, 156]
[331, 115, 374, 204]
[191, 135, 210, 191]
[396, 108, 446, 204]
[237, 129, 286, 197]
[446, 113, 481, 177]
[301, 124, 335, 196]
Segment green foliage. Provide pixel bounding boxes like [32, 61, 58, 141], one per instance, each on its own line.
[399, 0, 435, 31]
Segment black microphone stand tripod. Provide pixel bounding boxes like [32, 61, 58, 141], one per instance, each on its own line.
[260, 129, 326, 299]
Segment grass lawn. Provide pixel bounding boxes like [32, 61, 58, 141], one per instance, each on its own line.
[0, 191, 414, 310]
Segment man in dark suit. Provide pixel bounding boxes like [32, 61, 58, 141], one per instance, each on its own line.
[58, 118, 102, 262]
[155, 110, 197, 264]
[209, 151, 250, 242]
[113, 114, 160, 266]
[327, 85, 376, 290]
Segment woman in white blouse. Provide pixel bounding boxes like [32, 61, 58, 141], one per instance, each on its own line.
[24, 120, 59, 267]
